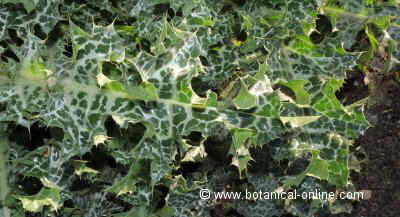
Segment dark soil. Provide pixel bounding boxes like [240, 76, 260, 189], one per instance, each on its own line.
[352, 82, 400, 217]
[336, 67, 400, 216]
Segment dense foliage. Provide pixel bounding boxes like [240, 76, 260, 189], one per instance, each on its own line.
[0, 0, 399, 216]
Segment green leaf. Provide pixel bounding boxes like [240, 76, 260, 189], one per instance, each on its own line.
[72, 160, 99, 176]
[181, 143, 206, 162]
[0, 126, 10, 217]
[106, 159, 146, 196]
[285, 147, 350, 187]
[233, 79, 257, 110]
[1, 0, 39, 13]
[16, 188, 61, 213]
[20, 58, 47, 81]
[279, 80, 311, 105]
[280, 116, 321, 128]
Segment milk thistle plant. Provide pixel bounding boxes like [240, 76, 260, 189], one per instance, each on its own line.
[0, 0, 399, 217]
